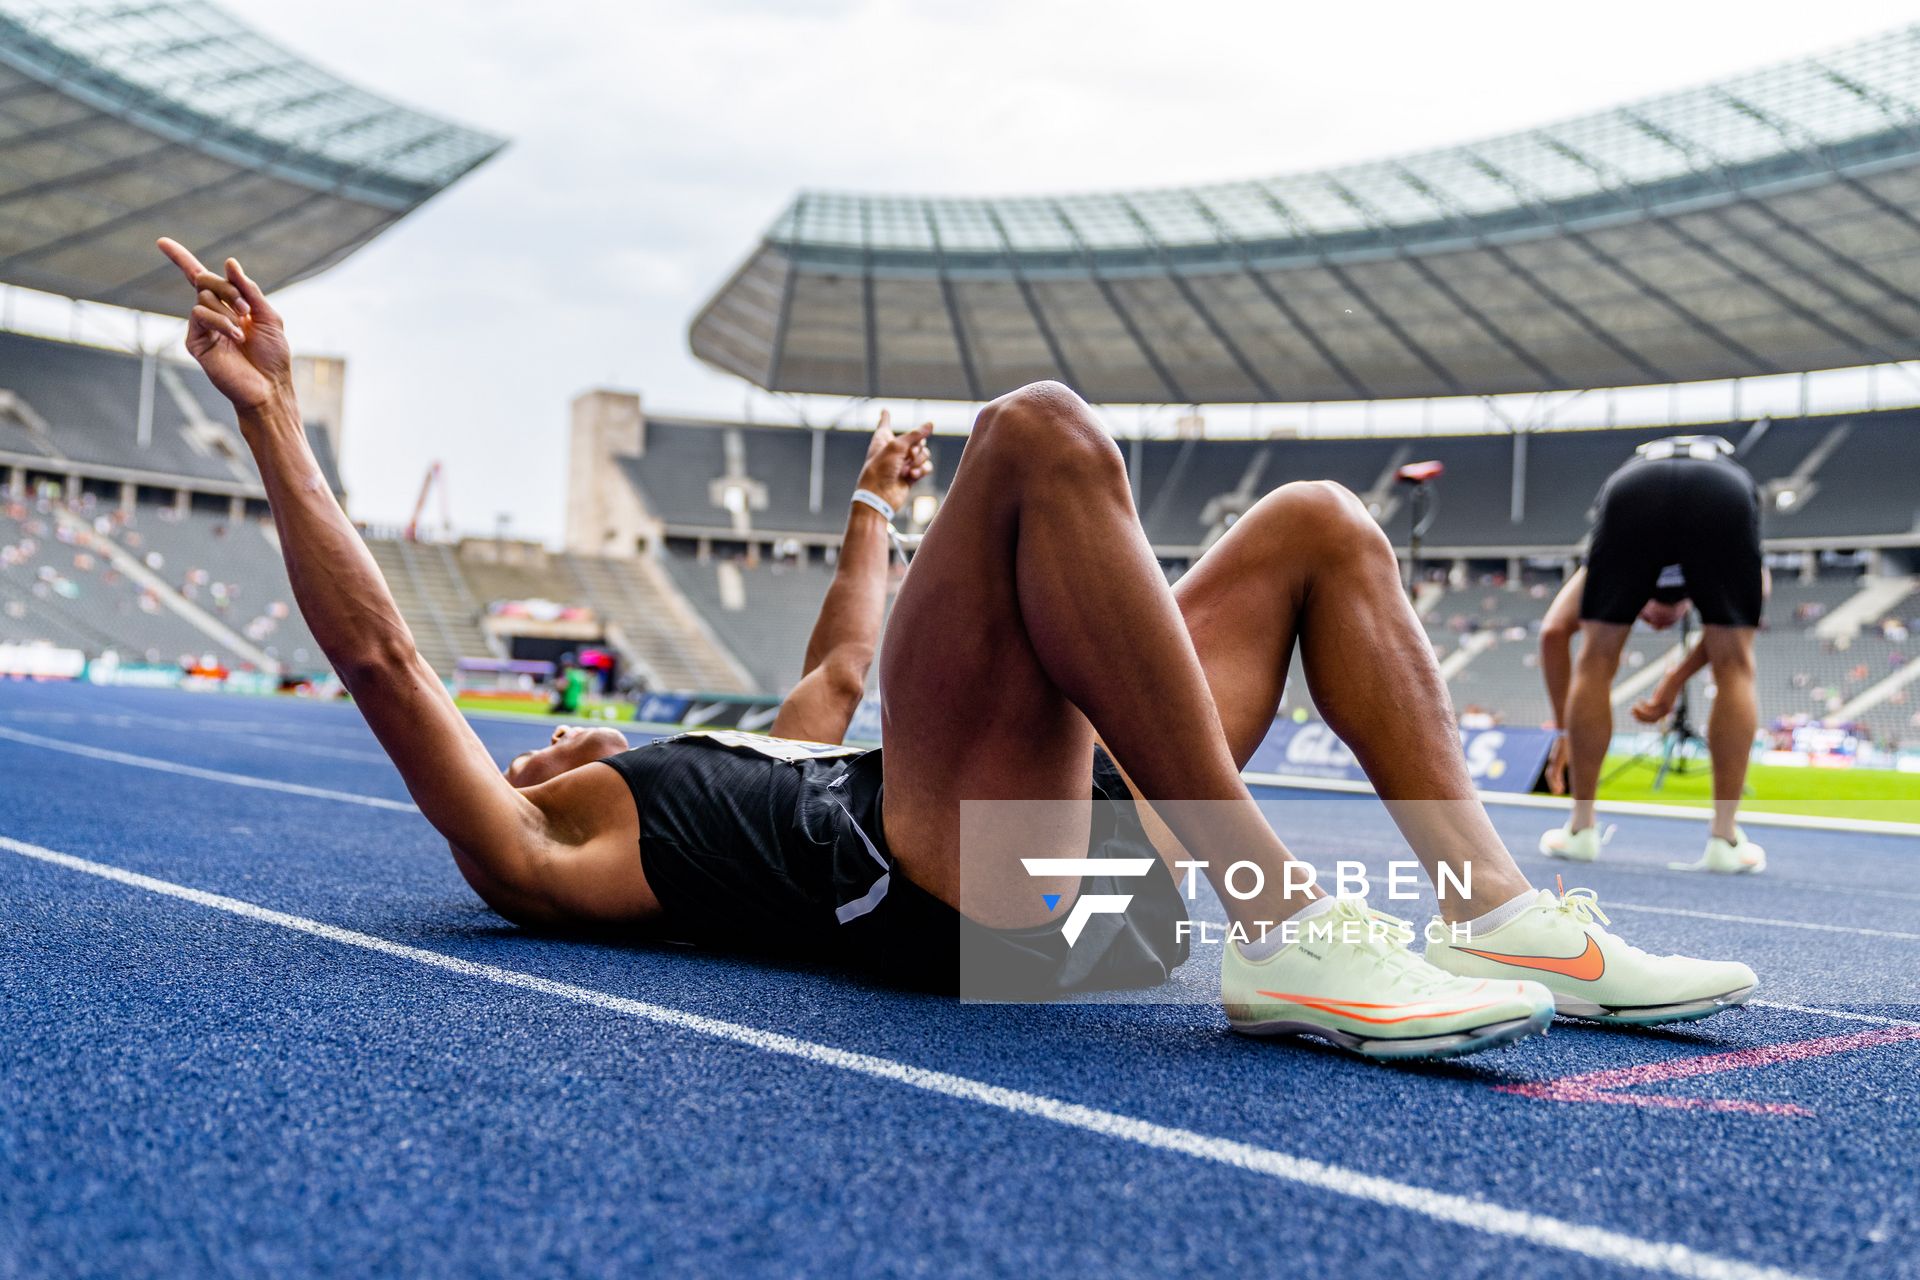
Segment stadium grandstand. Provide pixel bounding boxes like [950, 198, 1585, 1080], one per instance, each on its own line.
[569, 403, 1920, 748]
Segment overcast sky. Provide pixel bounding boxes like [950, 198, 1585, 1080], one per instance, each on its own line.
[224, 0, 1919, 540]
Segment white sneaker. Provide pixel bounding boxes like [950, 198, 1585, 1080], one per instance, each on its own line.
[1539, 822, 1610, 862]
[1671, 829, 1766, 874]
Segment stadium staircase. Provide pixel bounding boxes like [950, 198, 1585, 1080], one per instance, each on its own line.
[1816, 575, 1917, 643]
[359, 535, 750, 692]
[426, 542, 496, 664]
[562, 554, 753, 694]
[1833, 648, 1920, 726]
[54, 506, 276, 671]
[364, 538, 469, 676]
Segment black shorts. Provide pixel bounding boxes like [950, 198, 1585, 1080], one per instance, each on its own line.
[598, 732, 1188, 997]
[1581, 454, 1763, 627]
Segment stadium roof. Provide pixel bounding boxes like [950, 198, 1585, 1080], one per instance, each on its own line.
[693, 25, 1920, 405]
[0, 0, 504, 314]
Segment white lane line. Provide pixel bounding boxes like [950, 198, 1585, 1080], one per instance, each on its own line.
[0, 709, 389, 763]
[0, 724, 417, 813]
[1244, 771, 1920, 837]
[0, 834, 1805, 1280]
[1604, 900, 1920, 941]
[1750, 1000, 1920, 1028]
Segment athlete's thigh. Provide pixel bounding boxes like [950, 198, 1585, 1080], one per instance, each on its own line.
[1172, 521, 1307, 768]
[877, 437, 1094, 912]
[1582, 466, 1668, 624]
[1678, 464, 1764, 628]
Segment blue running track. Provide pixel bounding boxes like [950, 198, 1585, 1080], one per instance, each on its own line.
[2, 682, 1916, 1279]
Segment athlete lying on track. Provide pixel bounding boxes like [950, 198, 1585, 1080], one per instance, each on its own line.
[158, 237, 1755, 1061]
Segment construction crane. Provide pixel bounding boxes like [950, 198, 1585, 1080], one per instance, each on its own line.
[405, 461, 451, 541]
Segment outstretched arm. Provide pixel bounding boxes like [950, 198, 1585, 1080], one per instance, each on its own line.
[770, 411, 931, 744]
[156, 239, 558, 916]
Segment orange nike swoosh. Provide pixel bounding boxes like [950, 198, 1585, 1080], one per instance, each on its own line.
[1454, 936, 1605, 982]
[1253, 990, 1507, 1025]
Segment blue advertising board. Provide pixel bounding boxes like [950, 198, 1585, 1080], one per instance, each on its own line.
[1247, 718, 1557, 794]
[642, 688, 1555, 795]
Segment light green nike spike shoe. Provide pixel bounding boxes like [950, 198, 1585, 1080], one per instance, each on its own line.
[1426, 886, 1756, 1026]
[1221, 898, 1554, 1061]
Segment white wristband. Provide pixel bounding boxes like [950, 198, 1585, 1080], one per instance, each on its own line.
[851, 488, 895, 523]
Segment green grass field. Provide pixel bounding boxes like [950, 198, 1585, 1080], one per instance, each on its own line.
[1596, 752, 1920, 823]
[452, 694, 637, 723]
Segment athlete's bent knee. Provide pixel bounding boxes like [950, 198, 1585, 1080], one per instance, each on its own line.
[1708, 648, 1756, 682]
[1263, 479, 1390, 562]
[972, 380, 1123, 482]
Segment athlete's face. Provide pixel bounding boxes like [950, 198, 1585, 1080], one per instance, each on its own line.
[504, 724, 631, 788]
[1638, 599, 1688, 630]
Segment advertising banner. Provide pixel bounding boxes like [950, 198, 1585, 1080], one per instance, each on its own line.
[1247, 718, 1557, 794]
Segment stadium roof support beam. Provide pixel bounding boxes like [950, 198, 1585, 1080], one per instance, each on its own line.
[1517, 135, 1775, 371]
[1257, 186, 1470, 398]
[761, 194, 804, 388]
[0, 166, 271, 278]
[1178, 187, 1372, 397]
[1324, 176, 1566, 389]
[922, 203, 983, 401]
[0, 108, 121, 155]
[1116, 198, 1279, 402]
[1609, 109, 1895, 364]
[103, 184, 353, 303]
[982, 205, 1081, 392]
[1049, 199, 1189, 404]
[1716, 87, 1920, 337]
[1402, 156, 1675, 386]
[0, 138, 183, 209]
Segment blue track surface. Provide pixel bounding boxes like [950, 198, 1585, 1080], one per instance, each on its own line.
[2, 682, 1916, 1279]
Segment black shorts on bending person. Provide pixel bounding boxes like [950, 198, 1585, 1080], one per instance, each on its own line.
[1581, 445, 1763, 628]
[596, 731, 1188, 997]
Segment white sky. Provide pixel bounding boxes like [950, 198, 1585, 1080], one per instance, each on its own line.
[220, 0, 1920, 539]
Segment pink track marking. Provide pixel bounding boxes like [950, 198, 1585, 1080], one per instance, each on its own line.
[1498, 1025, 1920, 1116]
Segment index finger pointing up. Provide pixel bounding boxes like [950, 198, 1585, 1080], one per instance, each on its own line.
[156, 237, 209, 283]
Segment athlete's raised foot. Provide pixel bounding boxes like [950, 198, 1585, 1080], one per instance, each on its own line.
[1221, 898, 1555, 1061]
[1425, 886, 1756, 1027]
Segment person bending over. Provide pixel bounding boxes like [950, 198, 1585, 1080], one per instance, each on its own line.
[1538, 435, 1768, 873]
[160, 238, 1753, 1061]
